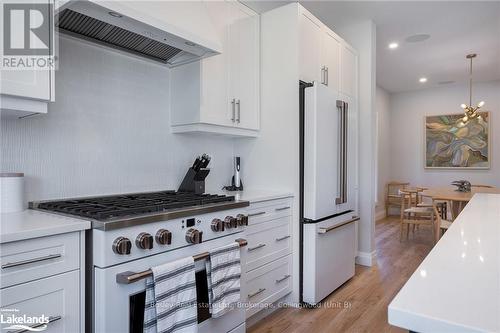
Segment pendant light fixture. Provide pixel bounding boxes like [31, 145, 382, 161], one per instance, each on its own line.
[460, 53, 484, 123]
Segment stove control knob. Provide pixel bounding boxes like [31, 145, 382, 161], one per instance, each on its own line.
[224, 216, 237, 229]
[112, 237, 132, 255]
[156, 229, 172, 245]
[136, 232, 154, 250]
[236, 214, 248, 226]
[211, 218, 224, 232]
[185, 228, 203, 244]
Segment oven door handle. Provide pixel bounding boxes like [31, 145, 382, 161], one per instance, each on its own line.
[116, 238, 247, 284]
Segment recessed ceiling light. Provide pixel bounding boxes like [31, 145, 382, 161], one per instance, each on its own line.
[419, 77, 428, 83]
[405, 34, 431, 43]
[388, 42, 399, 49]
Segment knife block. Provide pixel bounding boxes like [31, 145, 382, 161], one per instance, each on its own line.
[178, 168, 210, 194]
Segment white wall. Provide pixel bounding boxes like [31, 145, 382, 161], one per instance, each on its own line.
[0, 36, 235, 201]
[390, 80, 500, 188]
[375, 86, 391, 219]
[336, 20, 377, 265]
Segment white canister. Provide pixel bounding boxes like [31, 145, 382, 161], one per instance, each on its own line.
[0, 173, 27, 213]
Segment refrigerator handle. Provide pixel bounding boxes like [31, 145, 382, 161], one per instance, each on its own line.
[335, 100, 348, 205]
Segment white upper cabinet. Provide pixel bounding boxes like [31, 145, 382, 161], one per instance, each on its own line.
[171, 1, 260, 137]
[299, 6, 356, 98]
[340, 44, 357, 98]
[0, 0, 55, 117]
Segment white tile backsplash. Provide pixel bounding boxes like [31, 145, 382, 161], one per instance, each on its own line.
[1, 36, 235, 201]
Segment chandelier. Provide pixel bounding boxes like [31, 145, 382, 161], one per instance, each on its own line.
[460, 53, 484, 123]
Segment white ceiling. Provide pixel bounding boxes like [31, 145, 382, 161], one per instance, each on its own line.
[243, 1, 500, 93]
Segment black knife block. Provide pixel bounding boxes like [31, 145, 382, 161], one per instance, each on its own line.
[178, 167, 210, 194]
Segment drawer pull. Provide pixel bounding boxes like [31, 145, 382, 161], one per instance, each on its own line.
[1, 254, 62, 269]
[275, 206, 291, 211]
[276, 274, 291, 283]
[276, 235, 291, 242]
[7, 315, 62, 333]
[248, 288, 266, 298]
[248, 211, 266, 217]
[248, 243, 266, 252]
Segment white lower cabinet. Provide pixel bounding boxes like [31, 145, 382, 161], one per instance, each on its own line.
[242, 196, 293, 319]
[0, 232, 84, 332]
[0, 270, 80, 333]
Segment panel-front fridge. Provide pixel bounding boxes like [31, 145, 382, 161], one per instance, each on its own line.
[299, 81, 359, 305]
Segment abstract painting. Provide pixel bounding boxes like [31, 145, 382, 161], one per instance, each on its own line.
[425, 112, 490, 168]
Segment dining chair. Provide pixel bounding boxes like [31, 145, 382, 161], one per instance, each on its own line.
[386, 181, 410, 216]
[433, 205, 453, 239]
[399, 190, 434, 242]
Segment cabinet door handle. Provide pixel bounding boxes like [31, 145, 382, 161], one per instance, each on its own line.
[276, 274, 291, 283]
[231, 99, 236, 122]
[275, 206, 291, 211]
[1, 254, 62, 269]
[248, 211, 265, 217]
[325, 66, 329, 86]
[321, 66, 326, 85]
[248, 243, 266, 252]
[276, 235, 291, 242]
[248, 288, 266, 298]
[236, 99, 241, 123]
[6, 315, 62, 333]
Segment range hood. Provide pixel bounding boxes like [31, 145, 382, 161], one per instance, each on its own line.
[56, 1, 222, 67]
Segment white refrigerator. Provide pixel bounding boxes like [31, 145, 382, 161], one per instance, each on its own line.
[300, 81, 359, 305]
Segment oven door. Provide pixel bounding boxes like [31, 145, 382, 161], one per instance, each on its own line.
[93, 236, 245, 333]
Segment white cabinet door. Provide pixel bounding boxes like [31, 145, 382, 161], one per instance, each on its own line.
[0, 1, 53, 101]
[199, 0, 232, 127]
[299, 10, 322, 84]
[228, 2, 259, 130]
[321, 30, 341, 93]
[341, 44, 357, 97]
[0, 270, 80, 333]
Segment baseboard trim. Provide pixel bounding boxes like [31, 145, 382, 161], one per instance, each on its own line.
[356, 250, 377, 266]
[375, 209, 386, 221]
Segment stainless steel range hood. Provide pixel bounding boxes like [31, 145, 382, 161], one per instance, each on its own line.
[56, 1, 221, 67]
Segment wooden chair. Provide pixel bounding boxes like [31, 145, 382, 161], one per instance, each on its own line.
[386, 181, 410, 216]
[399, 190, 435, 242]
[433, 205, 453, 239]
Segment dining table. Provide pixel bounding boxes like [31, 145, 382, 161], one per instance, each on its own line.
[421, 186, 500, 219]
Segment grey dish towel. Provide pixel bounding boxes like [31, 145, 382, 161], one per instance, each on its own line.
[144, 256, 197, 333]
[206, 242, 241, 318]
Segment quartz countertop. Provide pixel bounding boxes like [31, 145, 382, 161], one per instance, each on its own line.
[221, 189, 293, 203]
[388, 193, 500, 332]
[0, 209, 91, 244]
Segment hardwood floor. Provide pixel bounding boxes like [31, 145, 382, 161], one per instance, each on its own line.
[248, 216, 434, 333]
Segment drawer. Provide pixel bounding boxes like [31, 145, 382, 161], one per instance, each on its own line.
[0, 270, 80, 333]
[244, 216, 291, 271]
[0, 232, 80, 288]
[244, 254, 292, 318]
[248, 198, 293, 226]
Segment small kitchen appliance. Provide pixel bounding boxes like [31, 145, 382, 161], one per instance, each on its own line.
[223, 157, 244, 191]
[0, 173, 26, 213]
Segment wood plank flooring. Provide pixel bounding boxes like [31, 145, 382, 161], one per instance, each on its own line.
[248, 216, 434, 333]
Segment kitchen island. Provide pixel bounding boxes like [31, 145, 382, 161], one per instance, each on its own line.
[388, 193, 500, 332]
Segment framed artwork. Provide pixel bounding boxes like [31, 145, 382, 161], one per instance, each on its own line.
[425, 112, 490, 169]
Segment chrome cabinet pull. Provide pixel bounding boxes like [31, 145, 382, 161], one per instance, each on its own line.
[236, 99, 241, 123]
[325, 66, 329, 86]
[231, 99, 236, 122]
[248, 243, 266, 252]
[1, 254, 62, 269]
[276, 235, 291, 242]
[321, 66, 326, 85]
[248, 211, 265, 217]
[248, 288, 266, 298]
[276, 274, 291, 283]
[275, 206, 291, 211]
[7, 315, 62, 333]
[318, 217, 359, 234]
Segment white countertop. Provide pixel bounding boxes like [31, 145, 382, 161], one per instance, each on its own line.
[221, 189, 293, 203]
[388, 193, 500, 333]
[0, 209, 91, 244]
